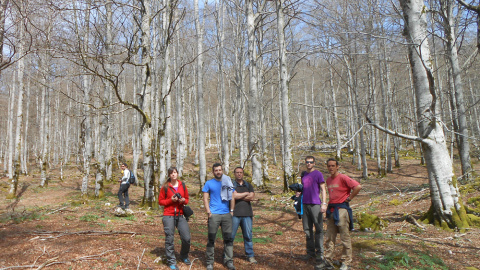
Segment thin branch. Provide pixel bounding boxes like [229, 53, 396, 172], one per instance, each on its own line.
[367, 117, 424, 142]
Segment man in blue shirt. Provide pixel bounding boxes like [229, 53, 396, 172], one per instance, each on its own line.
[203, 163, 236, 270]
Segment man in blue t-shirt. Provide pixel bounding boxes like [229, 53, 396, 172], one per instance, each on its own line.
[301, 156, 327, 265]
[203, 163, 236, 270]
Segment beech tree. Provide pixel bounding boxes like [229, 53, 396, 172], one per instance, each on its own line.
[369, 0, 470, 229]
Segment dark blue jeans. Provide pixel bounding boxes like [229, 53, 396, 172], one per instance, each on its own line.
[232, 216, 254, 257]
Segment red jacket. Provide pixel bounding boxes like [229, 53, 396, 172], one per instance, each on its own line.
[158, 180, 189, 216]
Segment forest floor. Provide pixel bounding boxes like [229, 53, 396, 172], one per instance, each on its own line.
[1, 151, 480, 270]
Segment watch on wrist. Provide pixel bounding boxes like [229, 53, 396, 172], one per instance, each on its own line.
[230, 209, 234, 212]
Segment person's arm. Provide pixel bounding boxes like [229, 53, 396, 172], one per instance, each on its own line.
[203, 192, 212, 218]
[159, 188, 174, 206]
[230, 197, 235, 216]
[320, 182, 327, 212]
[346, 184, 362, 202]
[243, 192, 255, 201]
[232, 190, 248, 200]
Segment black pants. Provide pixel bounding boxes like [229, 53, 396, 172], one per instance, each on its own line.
[118, 183, 130, 208]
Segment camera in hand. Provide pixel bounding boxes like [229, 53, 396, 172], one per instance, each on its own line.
[174, 193, 182, 199]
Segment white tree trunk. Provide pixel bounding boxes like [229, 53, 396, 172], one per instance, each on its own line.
[246, 0, 262, 186]
[174, 29, 186, 177]
[7, 23, 25, 198]
[400, 0, 468, 229]
[276, 0, 293, 190]
[441, 0, 472, 180]
[80, 0, 92, 197]
[139, 0, 156, 207]
[216, 0, 229, 174]
[194, 0, 206, 187]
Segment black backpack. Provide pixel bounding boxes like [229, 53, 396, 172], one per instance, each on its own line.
[129, 171, 136, 185]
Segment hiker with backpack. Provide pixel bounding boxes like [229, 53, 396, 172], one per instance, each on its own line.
[117, 162, 132, 210]
[159, 167, 191, 270]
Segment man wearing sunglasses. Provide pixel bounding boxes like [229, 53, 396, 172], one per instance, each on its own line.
[301, 156, 327, 266]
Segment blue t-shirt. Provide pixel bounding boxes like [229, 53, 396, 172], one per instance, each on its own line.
[301, 170, 325, 204]
[202, 178, 230, 214]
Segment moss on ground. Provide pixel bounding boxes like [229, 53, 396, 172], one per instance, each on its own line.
[357, 212, 387, 231]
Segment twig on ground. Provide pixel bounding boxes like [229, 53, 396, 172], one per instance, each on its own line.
[189, 258, 200, 270]
[32, 230, 139, 240]
[388, 183, 402, 194]
[137, 248, 145, 270]
[35, 257, 58, 270]
[76, 248, 122, 261]
[46, 207, 68, 215]
[400, 233, 480, 250]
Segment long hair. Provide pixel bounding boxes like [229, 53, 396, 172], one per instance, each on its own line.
[163, 167, 179, 190]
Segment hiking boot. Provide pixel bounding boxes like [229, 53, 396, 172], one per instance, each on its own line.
[314, 260, 334, 270]
[182, 258, 191, 265]
[339, 263, 349, 270]
[169, 265, 179, 270]
[206, 264, 214, 270]
[315, 254, 324, 262]
[248, 256, 257, 264]
[225, 261, 236, 270]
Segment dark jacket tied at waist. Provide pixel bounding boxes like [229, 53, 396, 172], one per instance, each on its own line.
[326, 202, 354, 231]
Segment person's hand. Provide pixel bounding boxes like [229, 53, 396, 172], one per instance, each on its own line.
[321, 204, 327, 213]
[179, 198, 186, 204]
[171, 195, 178, 202]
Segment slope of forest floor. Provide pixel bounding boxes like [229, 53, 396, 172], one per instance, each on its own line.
[1, 152, 480, 270]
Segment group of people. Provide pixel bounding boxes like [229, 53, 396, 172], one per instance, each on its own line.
[117, 157, 362, 270]
[301, 156, 362, 270]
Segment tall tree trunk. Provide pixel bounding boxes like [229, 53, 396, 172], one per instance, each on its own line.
[246, 0, 262, 186]
[139, 0, 156, 208]
[194, 0, 206, 188]
[79, 0, 92, 198]
[39, 51, 50, 188]
[95, 0, 113, 198]
[216, 0, 229, 174]
[174, 28, 186, 177]
[400, 0, 469, 229]
[441, 0, 472, 181]
[276, 0, 294, 190]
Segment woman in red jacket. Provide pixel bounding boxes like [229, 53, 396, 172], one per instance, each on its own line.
[159, 167, 191, 270]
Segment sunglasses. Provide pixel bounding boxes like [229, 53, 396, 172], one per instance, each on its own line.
[305, 161, 314, 164]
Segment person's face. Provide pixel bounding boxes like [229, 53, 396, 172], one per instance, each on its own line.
[213, 166, 223, 179]
[327, 161, 339, 175]
[121, 164, 126, 171]
[305, 159, 315, 169]
[169, 170, 178, 181]
[234, 169, 244, 181]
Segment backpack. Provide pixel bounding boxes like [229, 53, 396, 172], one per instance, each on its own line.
[128, 170, 136, 185]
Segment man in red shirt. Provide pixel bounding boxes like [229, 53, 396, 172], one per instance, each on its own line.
[318, 158, 362, 270]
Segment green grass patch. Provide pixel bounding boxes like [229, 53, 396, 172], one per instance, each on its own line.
[80, 214, 99, 222]
[360, 250, 448, 270]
